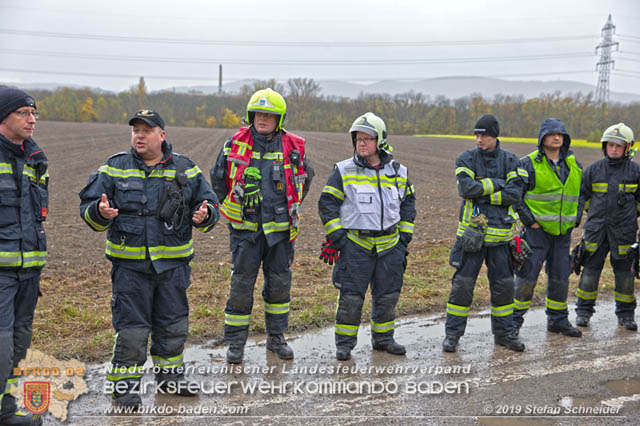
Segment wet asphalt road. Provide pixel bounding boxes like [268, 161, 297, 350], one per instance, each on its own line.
[45, 301, 640, 425]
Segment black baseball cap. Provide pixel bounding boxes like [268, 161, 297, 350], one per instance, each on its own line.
[128, 109, 165, 129]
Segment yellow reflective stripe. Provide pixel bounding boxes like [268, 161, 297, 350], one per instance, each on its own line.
[185, 165, 201, 178]
[149, 169, 176, 179]
[152, 353, 184, 368]
[514, 299, 530, 310]
[0, 252, 23, 267]
[0, 163, 12, 174]
[106, 365, 144, 381]
[491, 304, 514, 317]
[22, 251, 47, 268]
[105, 240, 146, 260]
[576, 288, 598, 300]
[545, 297, 567, 311]
[457, 223, 514, 243]
[618, 244, 632, 255]
[614, 291, 636, 303]
[84, 206, 109, 231]
[148, 240, 194, 260]
[462, 199, 473, 223]
[619, 183, 638, 193]
[347, 229, 400, 254]
[98, 165, 145, 178]
[225, 313, 250, 326]
[506, 170, 518, 182]
[335, 324, 359, 336]
[324, 218, 343, 235]
[585, 199, 591, 211]
[517, 168, 528, 178]
[230, 221, 259, 231]
[371, 320, 394, 333]
[490, 190, 502, 205]
[221, 197, 243, 222]
[446, 303, 470, 317]
[22, 165, 47, 184]
[592, 182, 608, 193]
[264, 302, 290, 315]
[398, 221, 414, 234]
[455, 167, 475, 178]
[263, 152, 283, 160]
[584, 240, 597, 253]
[251, 152, 261, 159]
[342, 174, 408, 187]
[263, 221, 290, 235]
[322, 185, 345, 200]
[480, 178, 494, 196]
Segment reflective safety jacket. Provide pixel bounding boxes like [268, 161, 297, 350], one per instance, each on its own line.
[210, 126, 313, 247]
[0, 134, 48, 276]
[580, 156, 640, 258]
[79, 141, 219, 274]
[319, 152, 416, 255]
[454, 142, 524, 245]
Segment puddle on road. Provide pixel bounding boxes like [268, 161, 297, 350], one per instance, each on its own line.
[605, 377, 640, 396]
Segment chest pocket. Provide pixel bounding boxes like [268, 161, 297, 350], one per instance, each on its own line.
[114, 180, 146, 209]
[29, 182, 48, 222]
[356, 185, 377, 214]
[0, 175, 20, 227]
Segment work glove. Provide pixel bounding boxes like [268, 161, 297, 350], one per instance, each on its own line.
[570, 240, 586, 276]
[243, 167, 263, 207]
[320, 240, 340, 265]
[510, 236, 532, 271]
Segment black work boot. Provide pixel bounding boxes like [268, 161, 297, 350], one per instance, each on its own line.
[156, 377, 199, 396]
[0, 394, 42, 425]
[266, 334, 294, 360]
[618, 317, 638, 331]
[548, 322, 582, 337]
[575, 314, 590, 327]
[112, 392, 142, 412]
[226, 344, 244, 364]
[442, 334, 460, 352]
[372, 340, 406, 355]
[336, 347, 351, 361]
[494, 334, 525, 352]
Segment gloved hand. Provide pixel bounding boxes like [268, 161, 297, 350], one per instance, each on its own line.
[243, 167, 262, 207]
[320, 240, 340, 265]
[570, 240, 585, 275]
[510, 236, 532, 271]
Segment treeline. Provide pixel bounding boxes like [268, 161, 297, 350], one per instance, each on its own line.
[25, 77, 640, 140]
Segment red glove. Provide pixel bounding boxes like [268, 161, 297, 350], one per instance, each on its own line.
[320, 240, 340, 265]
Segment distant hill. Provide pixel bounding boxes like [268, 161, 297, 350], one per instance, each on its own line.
[167, 76, 640, 104]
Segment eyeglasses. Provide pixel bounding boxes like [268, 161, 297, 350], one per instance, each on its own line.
[13, 110, 39, 120]
[355, 137, 377, 143]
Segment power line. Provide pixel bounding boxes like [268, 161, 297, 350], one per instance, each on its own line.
[0, 28, 598, 47]
[0, 48, 595, 66]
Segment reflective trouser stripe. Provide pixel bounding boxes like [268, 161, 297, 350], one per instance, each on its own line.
[491, 304, 514, 317]
[614, 291, 636, 303]
[264, 302, 289, 315]
[335, 324, 359, 336]
[106, 365, 144, 381]
[514, 299, 531, 310]
[446, 303, 470, 317]
[152, 352, 184, 369]
[576, 288, 598, 300]
[545, 297, 568, 310]
[225, 313, 250, 326]
[371, 320, 394, 333]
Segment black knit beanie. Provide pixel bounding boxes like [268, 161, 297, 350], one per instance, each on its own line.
[474, 114, 499, 138]
[0, 87, 37, 123]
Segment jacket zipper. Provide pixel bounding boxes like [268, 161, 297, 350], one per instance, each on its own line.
[376, 168, 384, 231]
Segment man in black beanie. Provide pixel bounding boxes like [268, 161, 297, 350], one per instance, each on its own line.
[443, 114, 526, 353]
[0, 86, 46, 426]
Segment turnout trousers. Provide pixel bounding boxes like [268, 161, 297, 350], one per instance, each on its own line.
[514, 227, 572, 328]
[332, 239, 406, 351]
[575, 235, 636, 319]
[223, 231, 294, 346]
[106, 264, 191, 393]
[445, 240, 515, 337]
[0, 273, 40, 417]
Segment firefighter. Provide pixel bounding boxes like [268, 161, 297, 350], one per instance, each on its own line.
[514, 118, 584, 338]
[318, 112, 416, 361]
[79, 110, 219, 409]
[574, 123, 639, 330]
[210, 88, 314, 364]
[0, 87, 45, 426]
[443, 114, 525, 353]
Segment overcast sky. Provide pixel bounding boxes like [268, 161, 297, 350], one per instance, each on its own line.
[1, 0, 639, 94]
